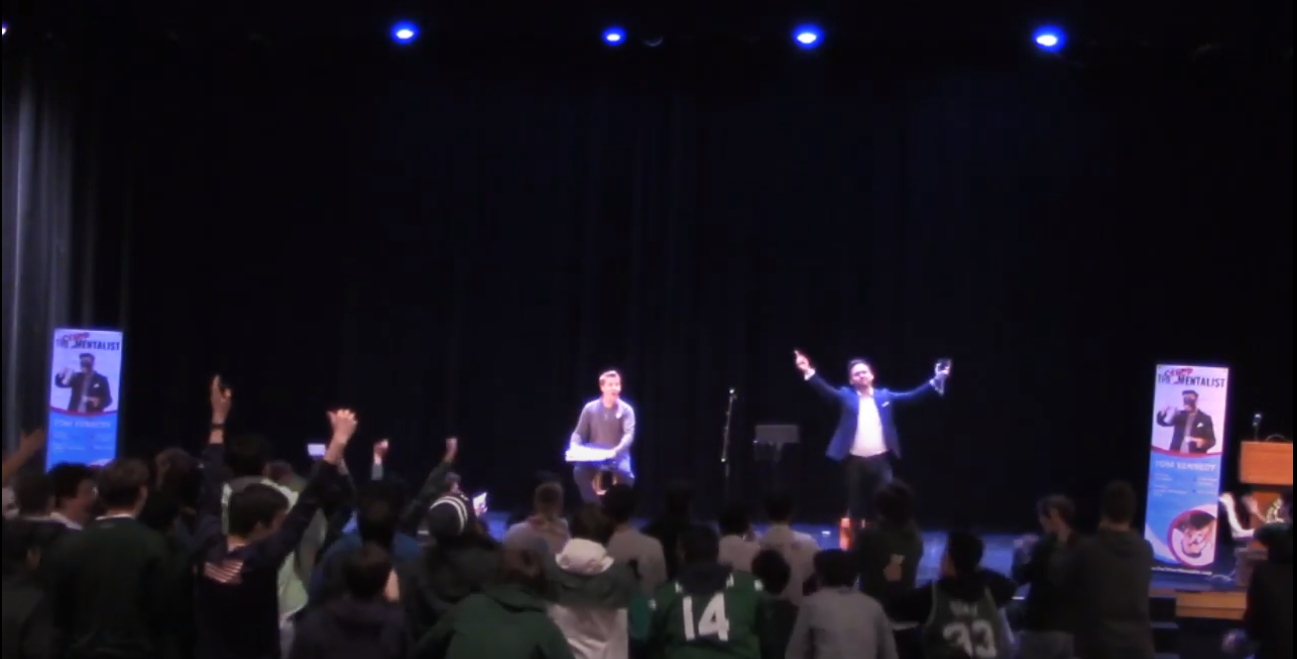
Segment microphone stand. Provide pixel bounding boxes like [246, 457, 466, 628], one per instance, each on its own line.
[721, 389, 736, 500]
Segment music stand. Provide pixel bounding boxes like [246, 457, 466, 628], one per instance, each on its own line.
[753, 425, 799, 490]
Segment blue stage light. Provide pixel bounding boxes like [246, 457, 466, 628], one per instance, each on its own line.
[1033, 26, 1065, 52]
[391, 21, 418, 44]
[793, 25, 821, 49]
[603, 27, 625, 45]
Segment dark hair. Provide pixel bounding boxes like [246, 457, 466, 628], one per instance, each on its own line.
[78, 353, 94, 361]
[678, 524, 720, 565]
[47, 463, 95, 509]
[534, 482, 563, 513]
[663, 481, 693, 516]
[1037, 494, 1076, 526]
[571, 503, 614, 545]
[96, 459, 151, 510]
[226, 484, 290, 537]
[814, 549, 858, 588]
[342, 543, 393, 601]
[764, 490, 795, 523]
[718, 502, 751, 537]
[1183, 511, 1215, 530]
[944, 531, 985, 576]
[1, 518, 68, 580]
[1281, 488, 1292, 509]
[601, 484, 637, 524]
[155, 449, 202, 510]
[875, 481, 915, 526]
[750, 549, 791, 594]
[14, 473, 53, 516]
[1182, 390, 1198, 397]
[225, 434, 270, 478]
[847, 358, 872, 374]
[499, 547, 549, 594]
[1100, 481, 1138, 525]
[356, 498, 398, 550]
[266, 461, 296, 483]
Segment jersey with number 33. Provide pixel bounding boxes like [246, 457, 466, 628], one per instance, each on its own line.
[648, 571, 765, 659]
[921, 581, 1010, 659]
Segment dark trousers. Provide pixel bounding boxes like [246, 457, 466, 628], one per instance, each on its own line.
[845, 453, 893, 525]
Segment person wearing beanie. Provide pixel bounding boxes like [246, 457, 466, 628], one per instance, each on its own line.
[399, 491, 500, 642]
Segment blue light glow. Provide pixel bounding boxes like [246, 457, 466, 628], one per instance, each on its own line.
[392, 21, 418, 43]
[603, 27, 625, 45]
[793, 25, 821, 48]
[1033, 26, 1065, 52]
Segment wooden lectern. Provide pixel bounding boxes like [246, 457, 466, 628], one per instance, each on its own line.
[1239, 441, 1293, 514]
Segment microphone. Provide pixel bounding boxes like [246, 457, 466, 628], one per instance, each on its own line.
[1252, 413, 1262, 440]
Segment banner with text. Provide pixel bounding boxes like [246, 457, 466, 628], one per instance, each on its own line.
[46, 329, 123, 469]
[1143, 364, 1229, 574]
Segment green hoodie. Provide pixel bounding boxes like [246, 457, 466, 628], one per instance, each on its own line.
[415, 584, 575, 659]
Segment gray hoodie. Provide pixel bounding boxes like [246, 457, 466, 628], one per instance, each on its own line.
[1063, 529, 1156, 659]
[545, 538, 639, 659]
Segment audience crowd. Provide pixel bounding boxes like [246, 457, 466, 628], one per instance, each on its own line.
[1, 378, 1292, 659]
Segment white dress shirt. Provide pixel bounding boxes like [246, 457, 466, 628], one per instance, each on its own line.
[851, 394, 887, 458]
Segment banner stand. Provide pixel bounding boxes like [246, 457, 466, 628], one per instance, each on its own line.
[45, 329, 124, 468]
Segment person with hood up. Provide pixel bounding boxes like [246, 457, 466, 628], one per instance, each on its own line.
[289, 543, 406, 659]
[546, 503, 641, 659]
[400, 491, 500, 642]
[414, 547, 574, 659]
[1058, 481, 1155, 659]
[645, 523, 775, 659]
[883, 530, 1017, 659]
[504, 481, 570, 555]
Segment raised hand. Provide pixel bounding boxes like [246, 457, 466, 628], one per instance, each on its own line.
[373, 439, 390, 460]
[793, 350, 812, 374]
[19, 427, 47, 455]
[210, 376, 232, 421]
[445, 437, 458, 460]
[327, 409, 359, 444]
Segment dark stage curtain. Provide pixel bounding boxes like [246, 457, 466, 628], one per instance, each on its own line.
[1, 50, 125, 457]
[74, 50, 1291, 528]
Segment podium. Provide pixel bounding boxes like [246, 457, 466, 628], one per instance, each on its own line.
[1239, 441, 1293, 516]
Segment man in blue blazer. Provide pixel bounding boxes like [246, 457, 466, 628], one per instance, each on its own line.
[794, 350, 949, 529]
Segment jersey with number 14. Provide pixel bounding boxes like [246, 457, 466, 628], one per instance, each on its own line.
[648, 571, 764, 659]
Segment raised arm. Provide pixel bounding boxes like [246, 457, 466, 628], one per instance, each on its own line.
[795, 350, 842, 403]
[2, 428, 46, 487]
[398, 437, 458, 535]
[248, 409, 356, 570]
[193, 377, 233, 547]
[569, 404, 593, 446]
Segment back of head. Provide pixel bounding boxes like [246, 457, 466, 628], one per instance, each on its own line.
[678, 524, 721, 566]
[601, 483, 637, 525]
[154, 449, 203, 509]
[499, 546, 549, 595]
[750, 549, 791, 594]
[1100, 481, 1138, 526]
[943, 531, 984, 577]
[717, 502, 752, 537]
[533, 482, 564, 519]
[571, 503, 614, 545]
[814, 548, 858, 588]
[425, 493, 473, 542]
[342, 543, 393, 601]
[225, 433, 270, 479]
[875, 480, 915, 527]
[48, 462, 94, 506]
[2, 518, 67, 579]
[227, 483, 290, 537]
[764, 489, 796, 524]
[1037, 494, 1076, 527]
[96, 458, 151, 511]
[356, 497, 399, 550]
[15, 473, 53, 517]
[662, 481, 693, 517]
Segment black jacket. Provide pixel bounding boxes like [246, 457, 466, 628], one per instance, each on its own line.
[1246, 561, 1292, 659]
[288, 598, 407, 659]
[398, 539, 501, 643]
[2, 573, 54, 659]
[1011, 532, 1077, 632]
[1061, 529, 1155, 659]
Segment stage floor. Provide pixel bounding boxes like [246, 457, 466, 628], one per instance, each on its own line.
[483, 515, 1226, 593]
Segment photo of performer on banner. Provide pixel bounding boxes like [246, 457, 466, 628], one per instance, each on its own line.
[45, 329, 124, 468]
[1143, 363, 1230, 574]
